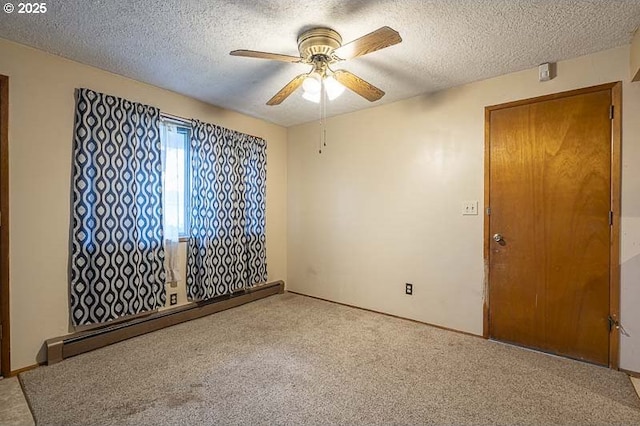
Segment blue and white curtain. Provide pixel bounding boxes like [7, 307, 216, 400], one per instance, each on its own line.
[70, 89, 166, 326]
[187, 120, 267, 300]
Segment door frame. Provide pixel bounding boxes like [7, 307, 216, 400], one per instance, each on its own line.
[0, 74, 9, 377]
[482, 82, 622, 369]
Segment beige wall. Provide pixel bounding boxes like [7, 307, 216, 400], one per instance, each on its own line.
[288, 45, 640, 372]
[0, 38, 288, 370]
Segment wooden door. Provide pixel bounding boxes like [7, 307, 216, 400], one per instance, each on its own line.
[487, 86, 616, 366]
[0, 80, 2, 375]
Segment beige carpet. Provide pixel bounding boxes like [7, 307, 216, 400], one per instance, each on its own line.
[0, 377, 35, 426]
[20, 293, 640, 425]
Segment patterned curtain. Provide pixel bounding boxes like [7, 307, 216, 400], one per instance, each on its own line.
[70, 88, 166, 326]
[187, 120, 267, 300]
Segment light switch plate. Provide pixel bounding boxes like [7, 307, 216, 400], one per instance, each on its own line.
[463, 201, 478, 215]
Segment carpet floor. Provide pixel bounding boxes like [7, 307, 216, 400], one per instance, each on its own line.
[0, 377, 35, 425]
[20, 293, 640, 425]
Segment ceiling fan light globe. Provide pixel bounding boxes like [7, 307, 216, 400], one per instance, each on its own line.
[325, 76, 345, 100]
[302, 90, 320, 103]
[302, 75, 322, 94]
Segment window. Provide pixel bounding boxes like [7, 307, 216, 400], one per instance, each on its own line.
[160, 119, 190, 237]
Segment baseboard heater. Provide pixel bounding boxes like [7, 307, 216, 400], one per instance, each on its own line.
[46, 280, 284, 365]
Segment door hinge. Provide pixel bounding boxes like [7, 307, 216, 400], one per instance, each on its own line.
[609, 105, 614, 120]
[486, 207, 491, 216]
[0, 324, 2, 340]
[608, 211, 613, 226]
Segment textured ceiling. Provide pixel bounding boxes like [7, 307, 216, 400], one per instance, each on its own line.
[1, 0, 639, 126]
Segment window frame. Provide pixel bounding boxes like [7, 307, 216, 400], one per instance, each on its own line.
[159, 115, 191, 239]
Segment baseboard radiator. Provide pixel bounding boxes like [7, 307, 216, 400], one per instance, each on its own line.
[46, 280, 284, 365]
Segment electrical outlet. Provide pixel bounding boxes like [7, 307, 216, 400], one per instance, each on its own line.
[170, 293, 177, 306]
[463, 201, 478, 216]
[405, 283, 413, 295]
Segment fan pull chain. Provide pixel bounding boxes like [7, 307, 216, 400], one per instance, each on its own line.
[323, 81, 327, 148]
[318, 100, 322, 154]
[318, 79, 327, 154]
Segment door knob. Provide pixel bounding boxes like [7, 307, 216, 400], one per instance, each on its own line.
[493, 233, 504, 243]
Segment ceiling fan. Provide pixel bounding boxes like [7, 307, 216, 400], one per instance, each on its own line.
[230, 26, 402, 105]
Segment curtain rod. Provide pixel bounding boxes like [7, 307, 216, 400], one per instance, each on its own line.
[160, 112, 190, 123]
[160, 112, 266, 142]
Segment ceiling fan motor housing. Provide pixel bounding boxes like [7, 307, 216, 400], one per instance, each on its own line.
[297, 28, 342, 62]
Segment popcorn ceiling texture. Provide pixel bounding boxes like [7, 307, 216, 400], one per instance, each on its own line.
[0, 0, 639, 126]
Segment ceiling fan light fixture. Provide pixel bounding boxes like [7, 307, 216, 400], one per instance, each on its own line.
[302, 73, 322, 94]
[301, 73, 344, 103]
[324, 76, 345, 100]
[302, 90, 321, 103]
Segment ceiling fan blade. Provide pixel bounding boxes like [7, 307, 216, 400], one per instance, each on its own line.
[334, 26, 402, 60]
[230, 49, 302, 63]
[332, 70, 385, 102]
[267, 74, 307, 105]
